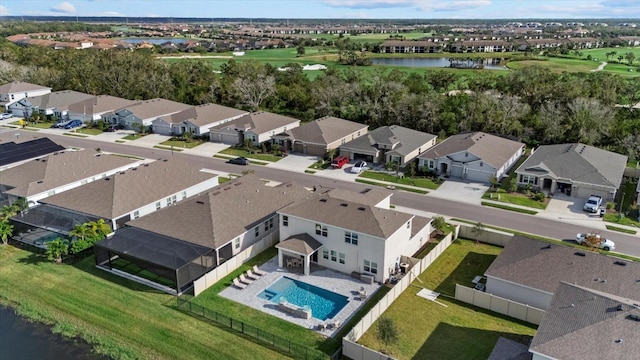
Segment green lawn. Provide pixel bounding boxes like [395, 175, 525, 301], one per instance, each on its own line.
[605, 225, 637, 235]
[12, 120, 56, 129]
[308, 159, 332, 170]
[355, 179, 429, 194]
[75, 127, 105, 135]
[122, 133, 147, 140]
[359, 171, 441, 190]
[482, 190, 548, 209]
[159, 139, 204, 149]
[0, 246, 286, 360]
[506, 57, 599, 72]
[582, 47, 640, 64]
[358, 239, 536, 359]
[219, 148, 283, 162]
[481, 201, 538, 215]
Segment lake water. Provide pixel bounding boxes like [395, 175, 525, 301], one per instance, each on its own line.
[121, 38, 187, 45]
[372, 57, 507, 70]
[0, 306, 106, 360]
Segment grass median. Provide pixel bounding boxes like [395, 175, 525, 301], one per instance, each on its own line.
[481, 201, 538, 215]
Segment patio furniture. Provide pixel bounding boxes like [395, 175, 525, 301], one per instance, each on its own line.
[287, 259, 293, 267]
[239, 274, 253, 285]
[358, 287, 367, 297]
[252, 265, 267, 276]
[317, 323, 327, 331]
[245, 270, 260, 281]
[232, 278, 247, 290]
[329, 320, 341, 330]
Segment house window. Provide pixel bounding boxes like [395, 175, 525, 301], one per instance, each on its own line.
[315, 224, 328, 237]
[269, 218, 274, 229]
[344, 231, 358, 245]
[282, 215, 288, 227]
[465, 152, 468, 157]
[264, 218, 273, 231]
[171, 195, 177, 204]
[339, 252, 345, 264]
[255, 226, 259, 237]
[181, 191, 187, 200]
[364, 260, 378, 274]
[330, 250, 337, 262]
[407, 221, 411, 229]
[480, 162, 483, 167]
[166, 197, 172, 206]
[519, 174, 538, 185]
[155, 202, 161, 210]
[133, 210, 140, 219]
[322, 249, 329, 259]
[427, 160, 435, 169]
[234, 238, 240, 249]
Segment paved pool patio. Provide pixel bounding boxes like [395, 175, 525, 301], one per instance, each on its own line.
[219, 256, 380, 337]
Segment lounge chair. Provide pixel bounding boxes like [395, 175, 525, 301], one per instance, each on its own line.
[329, 320, 341, 330]
[317, 323, 327, 331]
[252, 265, 266, 276]
[245, 270, 260, 281]
[232, 278, 247, 289]
[358, 287, 367, 296]
[239, 274, 253, 285]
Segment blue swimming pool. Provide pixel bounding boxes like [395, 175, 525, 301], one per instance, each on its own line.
[257, 277, 349, 321]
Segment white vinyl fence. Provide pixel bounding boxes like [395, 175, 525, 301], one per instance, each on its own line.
[455, 284, 545, 325]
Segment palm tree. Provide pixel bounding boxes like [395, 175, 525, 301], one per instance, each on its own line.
[0, 205, 17, 220]
[432, 216, 447, 236]
[618, 55, 624, 64]
[88, 219, 112, 238]
[45, 238, 69, 263]
[471, 222, 485, 244]
[69, 223, 90, 242]
[626, 52, 636, 66]
[0, 220, 14, 245]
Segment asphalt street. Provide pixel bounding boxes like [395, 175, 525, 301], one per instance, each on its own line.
[3, 129, 639, 257]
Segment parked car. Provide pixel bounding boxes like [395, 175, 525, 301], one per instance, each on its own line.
[350, 160, 368, 174]
[52, 120, 71, 128]
[227, 157, 250, 165]
[331, 156, 349, 169]
[576, 232, 615, 251]
[106, 124, 124, 132]
[0, 112, 13, 120]
[64, 120, 83, 129]
[583, 195, 603, 213]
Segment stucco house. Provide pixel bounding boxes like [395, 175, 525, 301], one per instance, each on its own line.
[485, 235, 640, 311]
[0, 81, 51, 109]
[101, 98, 192, 131]
[152, 103, 248, 136]
[271, 116, 369, 157]
[417, 132, 525, 183]
[514, 143, 627, 200]
[67, 95, 140, 122]
[276, 188, 431, 283]
[38, 158, 219, 230]
[339, 125, 437, 166]
[209, 111, 301, 146]
[9, 90, 96, 119]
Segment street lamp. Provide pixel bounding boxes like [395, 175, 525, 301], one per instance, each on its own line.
[619, 192, 625, 221]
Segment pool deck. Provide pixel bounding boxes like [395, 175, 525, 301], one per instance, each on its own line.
[219, 256, 380, 337]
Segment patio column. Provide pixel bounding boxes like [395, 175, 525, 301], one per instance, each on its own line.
[278, 249, 283, 268]
[304, 254, 310, 276]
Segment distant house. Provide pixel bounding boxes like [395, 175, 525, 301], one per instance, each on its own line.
[379, 40, 443, 53]
[152, 103, 247, 136]
[417, 132, 524, 184]
[514, 143, 627, 200]
[485, 235, 639, 311]
[340, 125, 437, 166]
[67, 95, 140, 122]
[271, 116, 368, 157]
[0, 81, 51, 109]
[9, 90, 95, 119]
[277, 187, 431, 283]
[102, 98, 192, 131]
[209, 111, 301, 146]
[39, 158, 219, 230]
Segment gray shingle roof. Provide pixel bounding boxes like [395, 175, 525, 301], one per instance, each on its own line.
[0, 81, 50, 94]
[515, 143, 627, 189]
[68, 95, 140, 115]
[418, 132, 524, 168]
[39, 158, 216, 219]
[324, 187, 392, 207]
[116, 98, 192, 120]
[26, 90, 95, 111]
[281, 116, 367, 145]
[210, 111, 300, 135]
[276, 233, 323, 255]
[127, 174, 310, 249]
[341, 125, 436, 157]
[530, 282, 640, 360]
[485, 236, 640, 299]
[158, 103, 248, 126]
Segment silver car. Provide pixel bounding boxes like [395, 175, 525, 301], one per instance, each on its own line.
[350, 160, 368, 174]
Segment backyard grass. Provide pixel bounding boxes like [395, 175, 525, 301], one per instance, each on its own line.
[359, 171, 441, 190]
[481, 201, 538, 215]
[358, 239, 536, 359]
[0, 246, 286, 360]
[482, 190, 548, 209]
[219, 147, 283, 162]
[159, 139, 205, 149]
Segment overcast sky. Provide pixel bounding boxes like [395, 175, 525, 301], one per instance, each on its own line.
[2, 0, 640, 19]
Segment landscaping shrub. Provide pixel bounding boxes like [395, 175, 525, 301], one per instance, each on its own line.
[534, 192, 545, 202]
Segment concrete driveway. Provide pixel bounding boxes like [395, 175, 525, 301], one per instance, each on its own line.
[427, 179, 489, 204]
[540, 194, 604, 228]
[266, 154, 319, 173]
[315, 165, 361, 182]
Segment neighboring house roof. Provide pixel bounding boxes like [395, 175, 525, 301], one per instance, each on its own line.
[210, 111, 300, 135]
[0, 151, 138, 198]
[278, 116, 368, 145]
[279, 193, 413, 239]
[418, 132, 524, 169]
[487, 337, 532, 360]
[39, 158, 216, 219]
[515, 143, 627, 188]
[324, 187, 392, 208]
[162, 103, 248, 127]
[0, 81, 51, 94]
[115, 98, 192, 120]
[0, 138, 64, 167]
[276, 233, 323, 256]
[127, 174, 310, 249]
[68, 95, 140, 115]
[530, 282, 640, 360]
[341, 125, 436, 157]
[410, 215, 432, 238]
[485, 235, 640, 300]
[20, 90, 95, 112]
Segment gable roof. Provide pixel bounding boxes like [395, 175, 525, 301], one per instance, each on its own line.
[0, 138, 65, 168]
[0, 81, 51, 94]
[68, 95, 140, 115]
[22, 90, 95, 111]
[515, 143, 627, 188]
[279, 193, 412, 239]
[115, 98, 192, 120]
[530, 282, 640, 360]
[279, 116, 367, 145]
[418, 132, 524, 168]
[485, 235, 640, 300]
[276, 233, 324, 256]
[127, 174, 310, 249]
[324, 187, 392, 208]
[341, 125, 436, 157]
[0, 151, 139, 198]
[170, 103, 248, 127]
[39, 158, 216, 219]
[210, 111, 300, 135]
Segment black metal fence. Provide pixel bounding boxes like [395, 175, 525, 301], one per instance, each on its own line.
[176, 297, 329, 360]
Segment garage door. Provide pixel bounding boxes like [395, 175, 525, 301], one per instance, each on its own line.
[451, 164, 463, 178]
[219, 133, 241, 145]
[573, 187, 612, 202]
[466, 169, 490, 183]
[153, 124, 172, 136]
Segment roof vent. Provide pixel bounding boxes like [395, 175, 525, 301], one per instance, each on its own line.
[360, 188, 372, 194]
[224, 187, 231, 190]
[37, 180, 43, 184]
[615, 339, 623, 344]
[628, 314, 640, 322]
[357, 207, 366, 211]
[143, 164, 149, 167]
[234, 182, 241, 186]
[615, 261, 627, 266]
[163, 159, 168, 162]
[340, 203, 348, 207]
[120, 171, 125, 175]
[286, 183, 292, 188]
[105, 177, 110, 181]
[196, 201, 204, 204]
[131, 167, 137, 171]
[212, 191, 221, 195]
[575, 251, 586, 257]
[320, 198, 327, 202]
[618, 304, 625, 311]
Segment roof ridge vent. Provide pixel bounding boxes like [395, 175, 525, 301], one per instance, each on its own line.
[196, 200, 204, 204]
[357, 207, 366, 211]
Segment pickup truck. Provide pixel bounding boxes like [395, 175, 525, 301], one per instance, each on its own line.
[583, 195, 602, 213]
[576, 232, 615, 251]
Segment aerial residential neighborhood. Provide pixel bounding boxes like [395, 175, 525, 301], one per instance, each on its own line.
[1, 4, 640, 360]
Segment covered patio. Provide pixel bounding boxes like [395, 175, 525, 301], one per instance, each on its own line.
[276, 233, 323, 276]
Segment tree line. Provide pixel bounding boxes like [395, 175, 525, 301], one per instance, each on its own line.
[2, 42, 640, 160]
